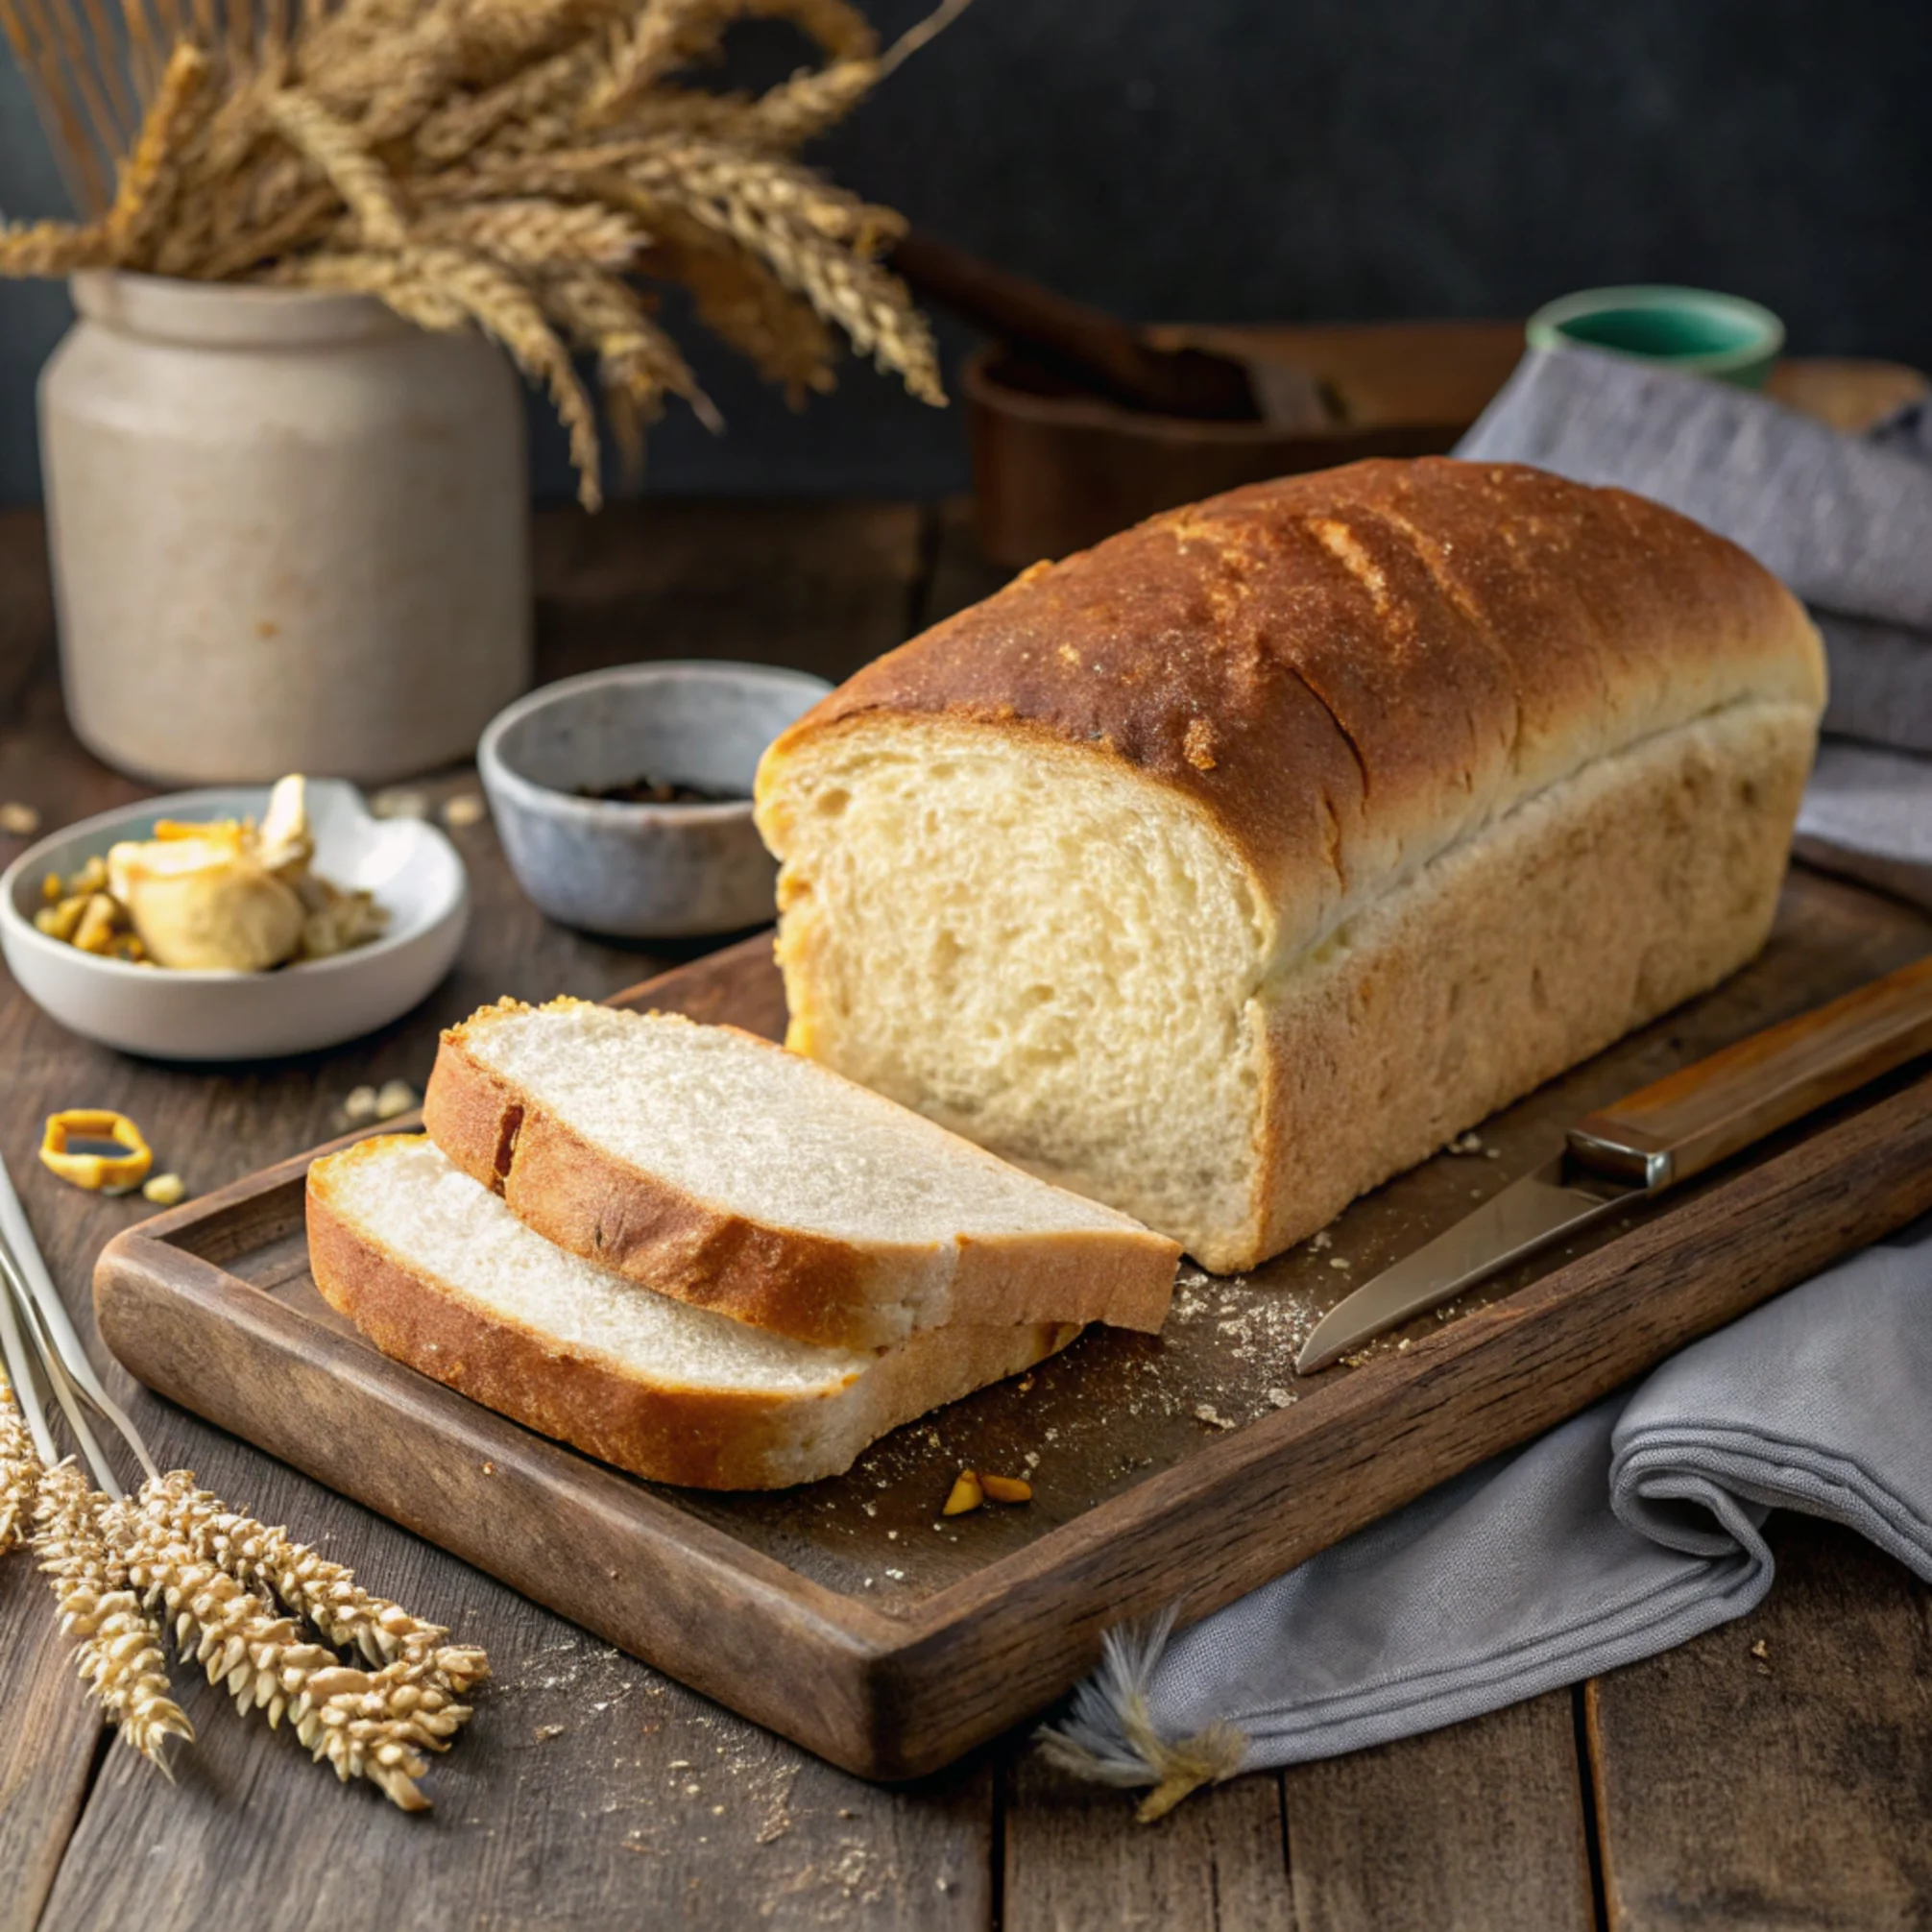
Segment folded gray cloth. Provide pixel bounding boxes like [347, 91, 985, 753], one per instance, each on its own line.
[1796, 741, 1932, 911]
[1455, 347, 1932, 754]
[1044, 1216, 1932, 1795]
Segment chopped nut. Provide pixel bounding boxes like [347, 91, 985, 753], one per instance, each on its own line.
[0, 801, 40, 835]
[40, 871, 61, 902]
[342, 1085, 381, 1124]
[374, 1079, 419, 1121]
[70, 854, 109, 896]
[441, 792, 488, 829]
[371, 787, 430, 821]
[980, 1474, 1031, 1504]
[1750, 1638, 1769, 1659]
[141, 1172, 186, 1207]
[1328, 1256, 1350, 1270]
[35, 893, 88, 942]
[71, 893, 122, 954]
[942, 1471, 983, 1516]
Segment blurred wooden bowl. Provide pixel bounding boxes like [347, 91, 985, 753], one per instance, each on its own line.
[964, 321, 1931, 568]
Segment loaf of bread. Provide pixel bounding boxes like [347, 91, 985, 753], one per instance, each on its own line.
[307, 1135, 1079, 1489]
[755, 458, 1827, 1272]
[423, 998, 1178, 1348]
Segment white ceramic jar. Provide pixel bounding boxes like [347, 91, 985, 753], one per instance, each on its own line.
[40, 271, 533, 785]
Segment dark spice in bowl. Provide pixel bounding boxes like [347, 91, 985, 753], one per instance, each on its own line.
[577, 775, 749, 807]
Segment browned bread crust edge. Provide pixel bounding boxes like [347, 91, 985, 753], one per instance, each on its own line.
[423, 1006, 1178, 1349]
[759, 456, 1825, 948]
[305, 1136, 1080, 1490]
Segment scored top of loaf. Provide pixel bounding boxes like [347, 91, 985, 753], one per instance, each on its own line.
[757, 458, 1826, 960]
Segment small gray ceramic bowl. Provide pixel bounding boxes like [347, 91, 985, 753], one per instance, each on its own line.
[478, 661, 832, 938]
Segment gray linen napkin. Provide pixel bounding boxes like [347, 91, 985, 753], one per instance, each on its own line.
[1796, 740, 1932, 912]
[1042, 1216, 1932, 1801]
[1455, 346, 1932, 754]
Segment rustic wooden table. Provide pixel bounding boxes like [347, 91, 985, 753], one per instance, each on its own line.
[2, 499, 1929, 1932]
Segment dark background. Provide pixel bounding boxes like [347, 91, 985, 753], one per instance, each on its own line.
[1, 0, 1927, 503]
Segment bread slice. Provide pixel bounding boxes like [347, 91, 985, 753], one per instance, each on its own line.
[307, 1135, 1078, 1490]
[423, 999, 1179, 1349]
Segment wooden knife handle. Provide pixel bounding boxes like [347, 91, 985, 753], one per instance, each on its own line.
[1568, 953, 1932, 1188]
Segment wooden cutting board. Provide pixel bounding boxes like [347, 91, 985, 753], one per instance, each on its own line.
[95, 864, 1932, 1780]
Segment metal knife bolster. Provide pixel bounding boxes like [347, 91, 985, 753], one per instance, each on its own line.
[1564, 1124, 1675, 1191]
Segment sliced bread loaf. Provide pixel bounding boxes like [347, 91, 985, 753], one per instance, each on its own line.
[423, 999, 1179, 1349]
[307, 1134, 1079, 1490]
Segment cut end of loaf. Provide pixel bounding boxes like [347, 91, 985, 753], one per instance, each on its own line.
[757, 718, 1274, 1261]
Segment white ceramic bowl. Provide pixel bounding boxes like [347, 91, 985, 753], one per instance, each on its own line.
[479, 661, 832, 938]
[0, 781, 468, 1060]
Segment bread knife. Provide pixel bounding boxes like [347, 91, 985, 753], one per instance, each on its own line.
[1294, 952, 1932, 1375]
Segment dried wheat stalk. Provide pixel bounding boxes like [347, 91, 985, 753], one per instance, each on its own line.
[139, 1468, 489, 1695]
[0, 1372, 41, 1555]
[118, 1473, 477, 1810]
[33, 1460, 197, 1769]
[0, 0, 958, 504]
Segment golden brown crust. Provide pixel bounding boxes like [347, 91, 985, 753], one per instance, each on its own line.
[762, 458, 1825, 937]
[423, 1009, 1178, 1349]
[305, 1139, 1079, 1490]
[1220, 699, 1818, 1270]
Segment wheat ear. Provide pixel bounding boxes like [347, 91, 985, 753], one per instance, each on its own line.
[105, 42, 210, 266]
[410, 199, 647, 272]
[140, 1470, 489, 1695]
[120, 1480, 474, 1811]
[0, 1372, 41, 1555]
[264, 85, 408, 248]
[33, 1461, 196, 1770]
[0, 219, 115, 277]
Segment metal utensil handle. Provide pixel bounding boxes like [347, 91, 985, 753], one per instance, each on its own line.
[0, 1152, 158, 1485]
[1569, 953, 1932, 1188]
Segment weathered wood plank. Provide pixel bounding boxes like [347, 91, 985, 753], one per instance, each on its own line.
[1004, 1752, 1292, 1932]
[1588, 1516, 1932, 1931]
[1284, 1694, 1596, 1932]
[0, 1558, 100, 1932]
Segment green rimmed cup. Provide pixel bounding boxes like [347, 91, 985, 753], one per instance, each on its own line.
[1526, 285, 1785, 389]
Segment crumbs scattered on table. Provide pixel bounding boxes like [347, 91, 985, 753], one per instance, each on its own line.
[1328, 1255, 1351, 1269]
[141, 1171, 186, 1206]
[1448, 1130, 1485, 1155]
[337, 1078, 419, 1129]
[442, 792, 488, 829]
[0, 800, 40, 835]
[1194, 1404, 1236, 1431]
